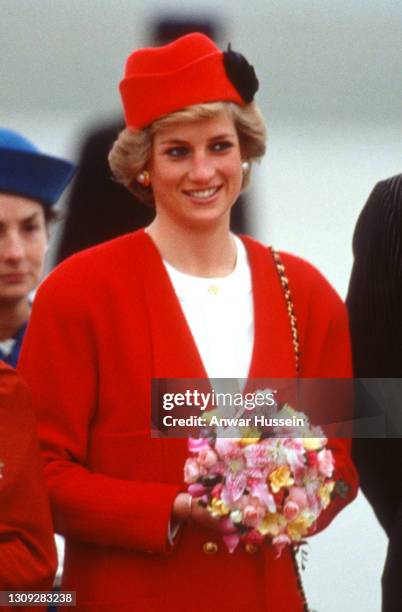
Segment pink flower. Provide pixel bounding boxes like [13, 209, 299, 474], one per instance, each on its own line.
[211, 483, 223, 498]
[188, 438, 211, 453]
[272, 533, 291, 558]
[215, 438, 242, 460]
[184, 458, 200, 483]
[198, 448, 218, 468]
[283, 500, 300, 521]
[317, 449, 334, 478]
[250, 482, 276, 513]
[219, 516, 237, 534]
[283, 439, 306, 481]
[223, 533, 240, 553]
[246, 468, 269, 482]
[222, 472, 247, 505]
[287, 486, 308, 510]
[242, 503, 265, 527]
[244, 443, 269, 468]
[284, 438, 304, 452]
[304, 481, 322, 514]
[188, 483, 207, 497]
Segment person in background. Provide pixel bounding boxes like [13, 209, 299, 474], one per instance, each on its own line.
[0, 128, 75, 366]
[0, 361, 56, 600]
[55, 16, 248, 265]
[19, 33, 358, 611]
[347, 174, 402, 612]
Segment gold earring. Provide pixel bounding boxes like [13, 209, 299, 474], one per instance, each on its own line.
[136, 170, 151, 187]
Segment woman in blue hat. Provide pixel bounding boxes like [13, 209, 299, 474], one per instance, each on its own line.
[0, 128, 75, 367]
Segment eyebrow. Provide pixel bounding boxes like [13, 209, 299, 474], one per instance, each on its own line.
[19, 213, 41, 224]
[159, 132, 237, 145]
[0, 212, 40, 227]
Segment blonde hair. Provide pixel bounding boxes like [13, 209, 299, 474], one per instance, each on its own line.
[108, 101, 267, 205]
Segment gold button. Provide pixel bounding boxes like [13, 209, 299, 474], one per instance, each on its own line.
[245, 543, 258, 555]
[203, 541, 218, 555]
[207, 284, 219, 295]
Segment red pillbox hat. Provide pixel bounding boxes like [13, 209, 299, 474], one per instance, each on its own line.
[120, 32, 253, 129]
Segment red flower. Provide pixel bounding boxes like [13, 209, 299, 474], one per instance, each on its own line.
[306, 450, 319, 468]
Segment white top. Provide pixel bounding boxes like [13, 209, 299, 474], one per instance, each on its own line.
[164, 235, 254, 380]
[0, 338, 15, 356]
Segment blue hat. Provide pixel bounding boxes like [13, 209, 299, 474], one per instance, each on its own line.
[0, 128, 75, 207]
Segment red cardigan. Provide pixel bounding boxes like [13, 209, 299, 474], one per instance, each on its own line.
[19, 230, 358, 611]
[0, 363, 56, 604]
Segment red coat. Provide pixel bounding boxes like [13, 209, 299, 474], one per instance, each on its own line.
[19, 230, 358, 611]
[0, 362, 56, 608]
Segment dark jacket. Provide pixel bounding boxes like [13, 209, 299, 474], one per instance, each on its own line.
[347, 174, 402, 612]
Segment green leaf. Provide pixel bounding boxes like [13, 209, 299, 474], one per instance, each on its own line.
[331, 479, 350, 499]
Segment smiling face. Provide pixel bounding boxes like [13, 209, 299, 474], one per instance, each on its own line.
[0, 193, 48, 306]
[148, 110, 243, 231]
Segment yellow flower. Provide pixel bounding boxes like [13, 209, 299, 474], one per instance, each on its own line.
[269, 466, 294, 493]
[238, 426, 262, 446]
[302, 438, 322, 451]
[318, 481, 335, 508]
[258, 512, 285, 536]
[287, 512, 315, 541]
[208, 498, 230, 517]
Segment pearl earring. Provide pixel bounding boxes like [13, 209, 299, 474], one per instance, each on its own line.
[136, 170, 151, 187]
[242, 160, 250, 173]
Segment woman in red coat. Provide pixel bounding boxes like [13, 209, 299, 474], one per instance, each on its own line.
[19, 33, 358, 611]
[0, 361, 56, 595]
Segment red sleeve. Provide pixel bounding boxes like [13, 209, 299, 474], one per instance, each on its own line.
[283, 254, 359, 535]
[18, 269, 181, 554]
[0, 365, 56, 589]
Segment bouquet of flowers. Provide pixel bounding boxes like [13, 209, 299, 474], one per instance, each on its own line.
[184, 403, 340, 556]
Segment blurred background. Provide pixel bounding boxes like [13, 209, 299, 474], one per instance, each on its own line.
[2, 1, 401, 609]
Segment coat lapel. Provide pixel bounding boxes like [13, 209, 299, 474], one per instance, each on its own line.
[137, 230, 208, 380]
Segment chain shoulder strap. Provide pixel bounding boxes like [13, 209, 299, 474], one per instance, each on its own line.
[269, 247, 301, 375]
[270, 246, 308, 609]
[291, 549, 310, 612]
